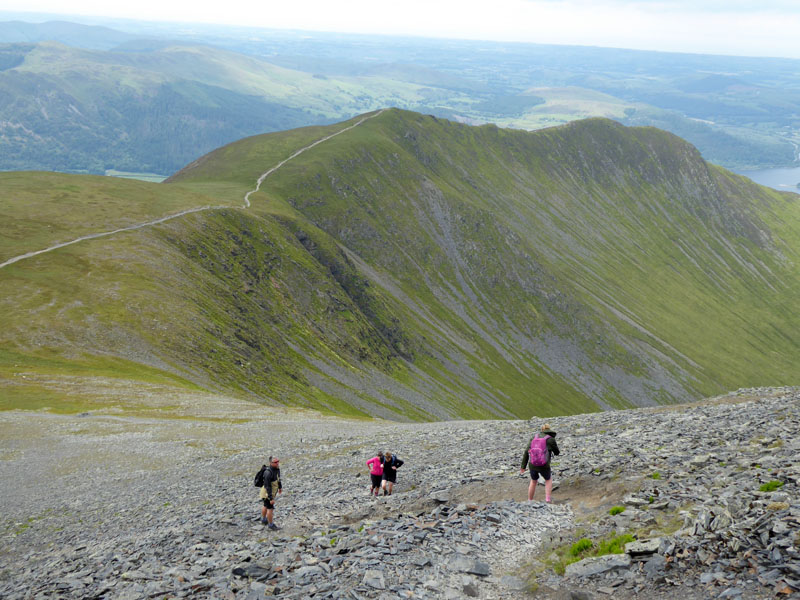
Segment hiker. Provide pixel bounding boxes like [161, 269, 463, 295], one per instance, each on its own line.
[381, 451, 404, 496]
[259, 456, 282, 529]
[366, 450, 384, 496]
[519, 423, 560, 502]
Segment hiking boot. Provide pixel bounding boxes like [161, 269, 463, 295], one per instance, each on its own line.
[260, 517, 268, 525]
[268, 523, 280, 531]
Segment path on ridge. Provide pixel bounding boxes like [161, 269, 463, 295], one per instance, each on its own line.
[0, 110, 385, 271]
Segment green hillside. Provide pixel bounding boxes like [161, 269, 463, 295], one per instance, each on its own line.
[2, 110, 800, 420]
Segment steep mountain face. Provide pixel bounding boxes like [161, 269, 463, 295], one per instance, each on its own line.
[2, 110, 800, 420]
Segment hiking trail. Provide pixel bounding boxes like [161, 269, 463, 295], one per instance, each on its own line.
[0, 110, 385, 271]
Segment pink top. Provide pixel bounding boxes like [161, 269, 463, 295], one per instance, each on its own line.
[367, 456, 383, 476]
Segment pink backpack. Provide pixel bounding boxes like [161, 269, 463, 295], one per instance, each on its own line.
[528, 434, 550, 467]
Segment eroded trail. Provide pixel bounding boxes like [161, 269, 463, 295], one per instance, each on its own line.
[243, 109, 384, 207]
[0, 110, 384, 270]
[0, 204, 222, 269]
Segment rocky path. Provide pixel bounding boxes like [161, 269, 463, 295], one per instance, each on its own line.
[0, 387, 798, 599]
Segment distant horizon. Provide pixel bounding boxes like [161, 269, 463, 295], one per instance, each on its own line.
[2, 0, 800, 60]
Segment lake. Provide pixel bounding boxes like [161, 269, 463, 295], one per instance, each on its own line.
[736, 166, 800, 193]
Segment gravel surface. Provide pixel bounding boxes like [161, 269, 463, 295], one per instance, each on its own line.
[1, 387, 798, 599]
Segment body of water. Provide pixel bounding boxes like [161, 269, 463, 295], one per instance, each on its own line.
[736, 166, 800, 193]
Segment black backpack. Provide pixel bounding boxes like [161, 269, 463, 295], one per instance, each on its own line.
[254, 465, 267, 487]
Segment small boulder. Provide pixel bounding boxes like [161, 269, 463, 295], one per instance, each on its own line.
[430, 489, 450, 503]
[565, 554, 632, 578]
[625, 538, 661, 557]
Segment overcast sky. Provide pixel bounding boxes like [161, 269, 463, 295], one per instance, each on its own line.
[5, 0, 800, 59]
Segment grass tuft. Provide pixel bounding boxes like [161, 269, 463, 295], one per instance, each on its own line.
[570, 538, 593, 556]
[759, 480, 784, 492]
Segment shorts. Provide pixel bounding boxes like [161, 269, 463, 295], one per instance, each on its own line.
[529, 466, 551, 481]
[370, 474, 383, 488]
[262, 498, 275, 509]
[382, 469, 397, 484]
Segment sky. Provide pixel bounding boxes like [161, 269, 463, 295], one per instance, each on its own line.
[4, 0, 800, 59]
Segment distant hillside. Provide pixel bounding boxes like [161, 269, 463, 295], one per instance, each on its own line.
[0, 19, 138, 50]
[0, 40, 470, 176]
[2, 111, 800, 420]
[1, 20, 799, 176]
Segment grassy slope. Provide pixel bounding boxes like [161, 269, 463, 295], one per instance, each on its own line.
[3, 110, 800, 420]
[0, 171, 233, 262]
[1, 120, 467, 419]
[205, 110, 800, 406]
[170, 113, 595, 417]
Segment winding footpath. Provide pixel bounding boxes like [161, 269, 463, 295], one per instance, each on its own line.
[243, 110, 384, 208]
[0, 205, 221, 270]
[0, 110, 384, 271]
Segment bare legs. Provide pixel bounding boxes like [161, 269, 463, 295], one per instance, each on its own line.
[527, 477, 553, 502]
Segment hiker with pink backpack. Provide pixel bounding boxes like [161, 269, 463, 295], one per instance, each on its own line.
[519, 423, 560, 503]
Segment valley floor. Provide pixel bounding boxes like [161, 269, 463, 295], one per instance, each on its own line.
[0, 388, 798, 599]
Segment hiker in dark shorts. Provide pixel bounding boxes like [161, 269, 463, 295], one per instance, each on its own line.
[520, 424, 560, 502]
[259, 456, 282, 530]
[381, 451, 404, 496]
[366, 450, 384, 497]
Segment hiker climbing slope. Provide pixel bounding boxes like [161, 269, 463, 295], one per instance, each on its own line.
[367, 450, 384, 497]
[381, 451, 403, 496]
[519, 423, 560, 502]
[258, 456, 282, 529]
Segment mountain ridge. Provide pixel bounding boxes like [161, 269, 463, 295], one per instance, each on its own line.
[2, 109, 799, 419]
